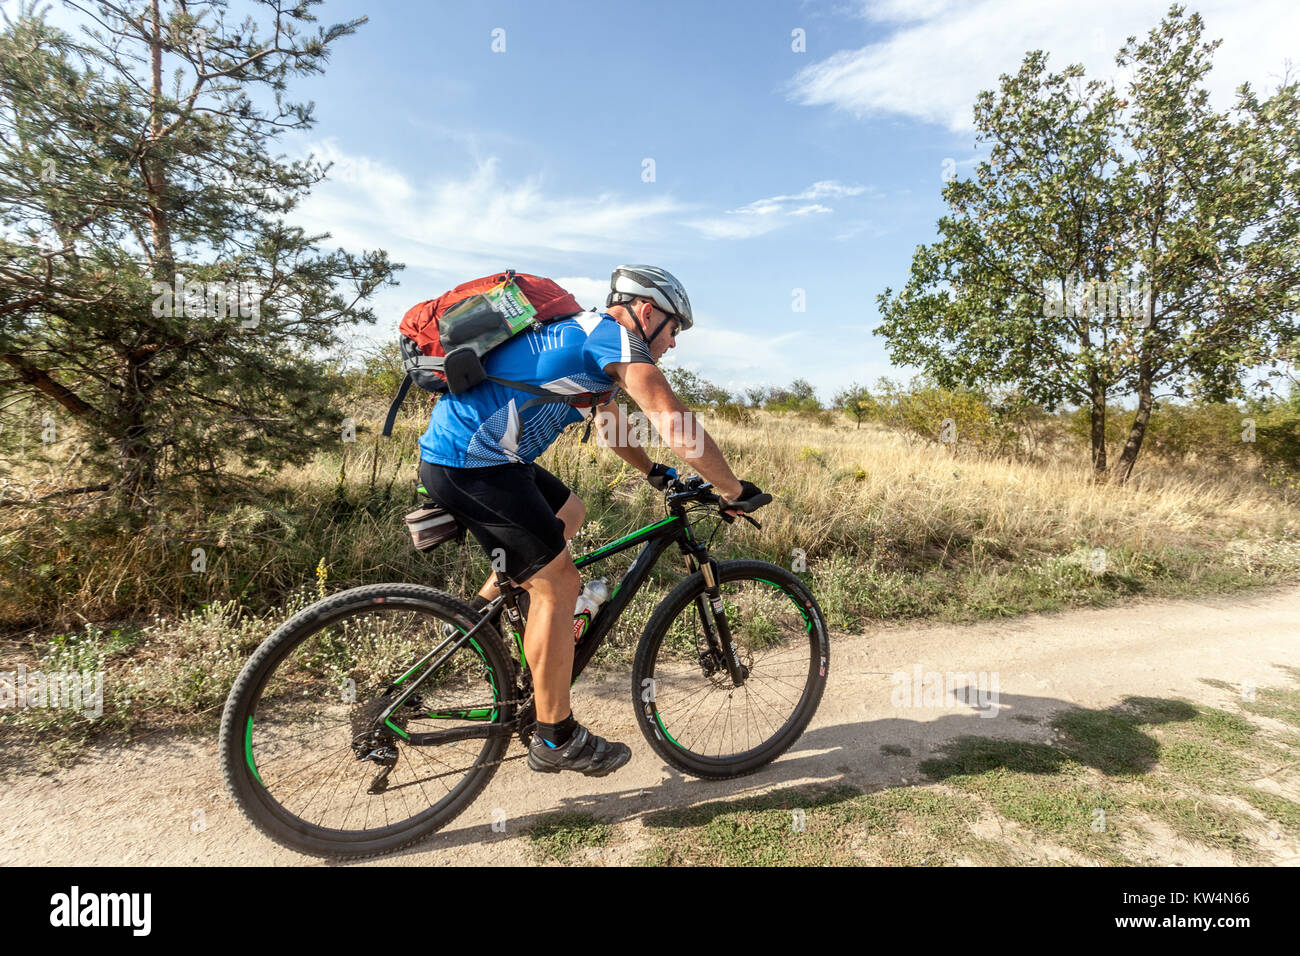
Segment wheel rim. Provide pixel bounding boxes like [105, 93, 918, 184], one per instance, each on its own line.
[644, 576, 819, 766]
[237, 603, 504, 843]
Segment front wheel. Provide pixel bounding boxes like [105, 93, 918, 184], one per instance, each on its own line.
[631, 560, 829, 779]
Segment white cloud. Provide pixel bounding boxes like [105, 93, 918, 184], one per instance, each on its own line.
[294, 141, 688, 281]
[790, 0, 1300, 132]
[553, 276, 610, 311]
[852, 0, 961, 23]
[661, 317, 805, 382]
[687, 179, 869, 240]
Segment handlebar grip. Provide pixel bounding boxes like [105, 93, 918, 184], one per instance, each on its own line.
[725, 492, 772, 513]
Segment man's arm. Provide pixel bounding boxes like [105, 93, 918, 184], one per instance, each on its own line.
[591, 392, 653, 475]
[604, 361, 743, 501]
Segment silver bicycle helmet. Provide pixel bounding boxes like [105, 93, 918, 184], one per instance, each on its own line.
[606, 264, 693, 332]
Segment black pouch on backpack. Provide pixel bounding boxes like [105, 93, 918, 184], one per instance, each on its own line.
[404, 501, 463, 552]
[441, 347, 487, 393]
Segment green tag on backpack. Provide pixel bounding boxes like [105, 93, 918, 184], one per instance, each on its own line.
[487, 279, 538, 333]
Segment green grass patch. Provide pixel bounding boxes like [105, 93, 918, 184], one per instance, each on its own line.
[1242, 683, 1300, 730]
[524, 812, 613, 864]
[639, 783, 993, 867]
[640, 785, 864, 866]
[1133, 794, 1259, 856]
[1240, 790, 1300, 836]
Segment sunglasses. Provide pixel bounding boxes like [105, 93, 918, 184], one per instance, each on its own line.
[658, 308, 682, 338]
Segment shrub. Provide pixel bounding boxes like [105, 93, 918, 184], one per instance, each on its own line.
[869, 377, 1017, 455]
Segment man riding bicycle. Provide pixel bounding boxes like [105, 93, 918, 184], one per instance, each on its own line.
[417, 265, 766, 778]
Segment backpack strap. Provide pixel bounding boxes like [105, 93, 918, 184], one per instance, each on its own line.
[382, 372, 414, 437]
[384, 353, 448, 438]
[384, 370, 615, 442]
[404, 354, 445, 374]
[486, 376, 616, 444]
[485, 375, 593, 405]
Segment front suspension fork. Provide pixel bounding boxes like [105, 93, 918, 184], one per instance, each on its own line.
[688, 555, 747, 686]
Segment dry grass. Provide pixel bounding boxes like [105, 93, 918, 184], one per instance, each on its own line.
[2, 408, 1298, 763]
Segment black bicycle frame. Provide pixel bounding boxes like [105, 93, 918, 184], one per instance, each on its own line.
[510, 511, 702, 680]
[390, 505, 731, 746]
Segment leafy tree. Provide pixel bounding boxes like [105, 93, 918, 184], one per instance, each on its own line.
[0, 0, 398, 518]
[664, 367, 732, 408]
[833, 382, 874, 429]
[788, 378, 817, 402]
[765, 378, 821, 413]
[876, 6, 1299, 482]
[1107, 9, 1299, 480]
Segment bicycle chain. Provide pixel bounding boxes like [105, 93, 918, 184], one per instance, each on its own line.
[399, 688, 536, 775]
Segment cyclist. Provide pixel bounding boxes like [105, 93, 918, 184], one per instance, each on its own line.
[417, 264, 765, 777]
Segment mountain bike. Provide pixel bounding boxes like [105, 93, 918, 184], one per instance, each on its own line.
[218, 474, 829, 859]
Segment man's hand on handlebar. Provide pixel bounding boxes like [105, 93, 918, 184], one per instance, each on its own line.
[654, 470, 771, 523]
[645, 462, 678, 491]
[720, 479, 766, 519]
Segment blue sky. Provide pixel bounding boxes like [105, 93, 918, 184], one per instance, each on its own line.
[288, 0, 943, 400]
[45, 0, 1300, 401]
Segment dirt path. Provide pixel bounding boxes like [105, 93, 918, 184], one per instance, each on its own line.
[4, 585, 1299, 866]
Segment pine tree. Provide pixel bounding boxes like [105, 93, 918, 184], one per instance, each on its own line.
[0, 0, 399, 518]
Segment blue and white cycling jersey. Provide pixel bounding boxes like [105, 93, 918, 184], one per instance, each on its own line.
[419, 311, 654, 467]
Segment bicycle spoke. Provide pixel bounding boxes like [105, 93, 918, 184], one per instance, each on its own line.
[238, 601, 510, 839]
[646, 574, 821, 763]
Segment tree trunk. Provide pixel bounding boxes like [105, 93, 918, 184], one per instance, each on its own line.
[1089, 379, 1108, 478]
[110, 0, 170, 522]
[1114, 359, 1154, 483]
[1114, 281, 1159, 484]
[114, 354, 158, 521]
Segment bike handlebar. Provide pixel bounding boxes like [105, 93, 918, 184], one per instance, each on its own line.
[664, 475, 771, 527]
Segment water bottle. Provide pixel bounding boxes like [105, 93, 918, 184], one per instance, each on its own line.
[572, 578, 610, 642]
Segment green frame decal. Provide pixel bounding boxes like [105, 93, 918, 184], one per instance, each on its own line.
[422, 635, 500, 722]
[244, 716, 265, 787]
[574, 515, 679, 567]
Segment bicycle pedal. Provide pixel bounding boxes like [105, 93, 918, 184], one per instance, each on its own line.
[517, 718, 538, 747]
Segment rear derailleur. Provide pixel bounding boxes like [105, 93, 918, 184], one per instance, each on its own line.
[350, 693, 410, 794]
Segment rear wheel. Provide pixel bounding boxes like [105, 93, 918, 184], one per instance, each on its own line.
[218, 584, 516, 859]
[631, 560, 829, 779]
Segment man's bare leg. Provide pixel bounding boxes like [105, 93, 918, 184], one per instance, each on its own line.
[471, 494, 585, 602]
[520, 549, 582, 722]
[517, 494, 632, 774]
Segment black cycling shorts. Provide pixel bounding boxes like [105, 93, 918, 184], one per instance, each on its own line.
[418, 460, 574, 585]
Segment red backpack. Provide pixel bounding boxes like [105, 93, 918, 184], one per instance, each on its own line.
[382, 270, 616, 437]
